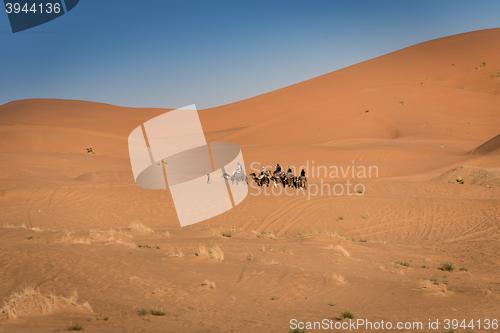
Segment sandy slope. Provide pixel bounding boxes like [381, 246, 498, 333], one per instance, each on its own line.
[1, 29, 500, 332]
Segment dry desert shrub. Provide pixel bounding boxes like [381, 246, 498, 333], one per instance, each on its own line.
[253, 230, 276, 240]
[293, 230, 357, 242]
[209, 244, 224, 262]
[0, 286, 92, 319]
[201, 280, 216, 290]
[194, 244, 209, 257]
[325, 273, 347, 284]
[61, 229, 136, 248]
[420, 279, 448, 294]
[195, 244, 224, 262]
[129, 221, 154, 234]
[113, 238, 137, 249]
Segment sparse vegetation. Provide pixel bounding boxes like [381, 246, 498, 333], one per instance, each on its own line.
[26, 236, 33, 240]
[254, 230, 276, 240]
[399, 100, 404, 105]
[195, 244, 224, 262]
[355, 188, 364, 194]
[138, 306, 149, 316]
[201, 280, 216, 290]
[492, 72, 500, 78]
[440, 262, 455, 272]
[103, 316, 109, 321]
[138, 244, 151, 248]
[460, 266, 468, 272]
[0, 286, 92, 319]
[270, 296, 278, 300]
[68, 323, 83, 331]
[289, 329, 307, 333]
[421, 278, 448, 293]
[129, 221, 154, 234]
[222, 232, 232, 238]
[395, 261, 410, 267]
[150, 307, 166, 316]
[138, 306, 166, 316]
[365, 110, 369, 113]
[339, 310, 354, 320]
[361, 214, 369, 219]
[338, 216, 343, 220]
[481, 61, 487, 67]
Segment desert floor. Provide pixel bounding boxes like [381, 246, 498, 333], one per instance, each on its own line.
[1, 28, 499, 332]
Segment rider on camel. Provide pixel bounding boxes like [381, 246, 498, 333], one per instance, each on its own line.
[259, 166, 266, 179]
[274, 163, 282, 177]
[233, 162, 243, 176]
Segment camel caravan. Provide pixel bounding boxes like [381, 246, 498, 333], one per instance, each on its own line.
[220, 163, 307, 189]
[249, 164, 308, 189]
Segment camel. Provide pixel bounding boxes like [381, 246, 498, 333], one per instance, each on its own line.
[222, 172, 247, 185]
[296, 176, 307, 189]
[283, 173, 297, 188]
[249, 172, 269, 187]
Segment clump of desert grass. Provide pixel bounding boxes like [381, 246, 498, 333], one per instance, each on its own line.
[60, 229, 136, 248]
[68, 322, 83, 331]
[439, 262, 455, 272]
[129, 221, 154, 234]
[253, 230, 276, 240]
[0, 286, 92, 319]
[338, 310, 354, 320]
[325, 273, 347, 284]
[137, 305, 166, 316]
[420, 278, 448, 294]
[291, 230, 358, 242]
[201, 280, 216, 290]
[195, 244, 224, 262]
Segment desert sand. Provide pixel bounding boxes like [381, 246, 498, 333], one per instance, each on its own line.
[0, 28, 499, 332]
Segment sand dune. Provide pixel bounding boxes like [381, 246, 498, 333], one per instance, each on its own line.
[1, 29, 500, 332]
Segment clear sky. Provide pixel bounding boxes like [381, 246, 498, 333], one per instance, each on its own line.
[1, 0, 499, 109]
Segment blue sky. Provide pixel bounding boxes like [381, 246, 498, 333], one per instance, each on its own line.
[1, 0, 499, 109]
